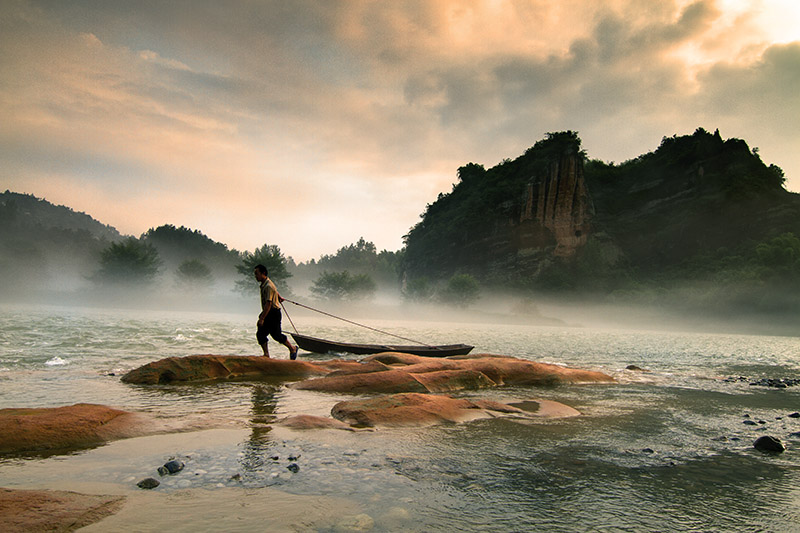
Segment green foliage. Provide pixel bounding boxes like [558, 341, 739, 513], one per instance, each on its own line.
[403, 131, 585, 282]
[755, 232, 800, 282]
[310, 270, 377, 301]
[142, 225, 235, 260]
[403, 276, 434, 302]
[439, 274, 480, 308]
[94, 238, 162, 286]
[175, 259, 214, 290]
[235, 244, 292, 294]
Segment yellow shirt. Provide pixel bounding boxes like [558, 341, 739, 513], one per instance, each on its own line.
[260, 278, 281, 312]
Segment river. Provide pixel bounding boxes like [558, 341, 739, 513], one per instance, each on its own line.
[1, 302, 799, 531]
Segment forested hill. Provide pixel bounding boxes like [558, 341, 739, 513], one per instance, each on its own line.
[1, 190, 121, 240]
[402, 128, 800, 308]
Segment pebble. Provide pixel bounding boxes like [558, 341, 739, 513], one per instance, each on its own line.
[725, 376, 800, 388]
[137, 478, 160, 489]
[754, 436, 785, 453]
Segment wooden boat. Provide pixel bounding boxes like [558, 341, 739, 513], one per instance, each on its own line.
[290, 332, 473, 357]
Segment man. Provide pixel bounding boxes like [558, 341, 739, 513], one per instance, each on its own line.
[254, 264, 298, 359]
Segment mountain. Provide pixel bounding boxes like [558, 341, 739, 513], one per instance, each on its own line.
[1, 190, 121, 241]
[0, 192, 240, 296]
[402, 129, 800, 311]
[0, 191, 123, 293]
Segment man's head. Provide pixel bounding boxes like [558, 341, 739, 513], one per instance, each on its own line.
[254, 264, 268, 281]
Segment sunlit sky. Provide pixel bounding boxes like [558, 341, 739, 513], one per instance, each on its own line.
[2, 0, 799, 261]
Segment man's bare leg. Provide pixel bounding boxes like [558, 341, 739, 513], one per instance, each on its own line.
[261, 343, 270, 357]
[283, 340, 298, 360]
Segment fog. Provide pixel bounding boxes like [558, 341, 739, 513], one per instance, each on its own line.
[3, 265, 798, 340]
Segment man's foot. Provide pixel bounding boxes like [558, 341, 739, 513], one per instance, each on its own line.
[289, 345, 298, 360]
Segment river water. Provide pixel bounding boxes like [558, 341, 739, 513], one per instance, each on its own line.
[1, 302, 800, 531]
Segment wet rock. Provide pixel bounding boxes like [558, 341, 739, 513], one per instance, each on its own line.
[754, 435, 785, 453]
[0, 403, 144, 455]
[0, 488, 125, 530]
[331, 393, 579, 428]
[295, 354, 613, 394]
[626, 365, 648, 372]
[121, 355, 329, 385]
[287, 463, 299, 473]
[158, 459, 184, 475]
[743, 420, 758, 426]
[789, 412, 800, 418]
[123, 353, 614, 390]
[137, 478, 160, 489]
[726, 377, 800, 388]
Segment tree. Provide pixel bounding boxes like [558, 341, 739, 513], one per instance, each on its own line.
[439, 274, 480, 308]
[235, 244, 292, 294]
[403, 276, 434, 302]
[94, 237, 162, 286]
[756, 233, 800, 282]
[175, 259, 214, 290]
[310, 270, 376, 301]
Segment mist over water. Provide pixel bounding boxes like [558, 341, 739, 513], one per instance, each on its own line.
[1, 300, 800, 531]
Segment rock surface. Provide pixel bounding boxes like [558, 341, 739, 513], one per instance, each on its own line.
[0, 403, 144, 455]
[0, 488, 125, 532]
[331, 393, 580, 428]
[121, 353, 614, 391]
[754, 435, 785, 453]
[121, 354, 333, 385]
[294, 352, 613, 393]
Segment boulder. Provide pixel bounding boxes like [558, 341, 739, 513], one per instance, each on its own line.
[0, 403, 144, 455]
[121, 353, 614, 392]
[0, 488, 125, 531]
[121, 355, 329, 385]
[293, 368, 429, 394]
[294, 354, 612, 393]
[754, 435, 785, 453]
[330, 393, 580, 428]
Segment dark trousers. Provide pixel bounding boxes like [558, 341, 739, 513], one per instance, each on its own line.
[256, 308, 288, 345]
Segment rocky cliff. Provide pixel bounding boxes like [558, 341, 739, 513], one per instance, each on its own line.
[518, 152, 592, 258]
[402, 129, 800, 290]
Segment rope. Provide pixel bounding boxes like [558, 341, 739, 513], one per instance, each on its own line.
[281, 300, 299, 334]
[283, 299, 435, 348]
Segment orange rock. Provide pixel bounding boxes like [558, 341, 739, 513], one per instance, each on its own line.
[0, 488, 125, 532]
[331, 393, 483, 427]
[0, 403, 143, 455]
[330, 393, 578, 427]
[294, 368, 429, 394]
[121, 355, 328, 385]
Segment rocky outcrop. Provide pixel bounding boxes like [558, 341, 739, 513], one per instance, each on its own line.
[0, 403, 144, 455]
[120, 354, 335, 385]
[0, 488, 125, 532]
[293, 353, 612, 393]
[122, 353, 614, 391]
[330, 393, 580, 428]
[519, 153, 591, 257]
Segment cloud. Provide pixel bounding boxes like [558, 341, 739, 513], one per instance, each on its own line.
[2, 0, 799, 261]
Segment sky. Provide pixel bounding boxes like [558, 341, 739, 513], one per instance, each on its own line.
[2, 0, 799, 261]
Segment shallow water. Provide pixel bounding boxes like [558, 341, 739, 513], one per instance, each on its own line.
[2, 303, 800, 531]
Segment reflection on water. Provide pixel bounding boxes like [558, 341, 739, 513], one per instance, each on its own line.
[240, 385, 278, 472]
[1, 304, 800, 531]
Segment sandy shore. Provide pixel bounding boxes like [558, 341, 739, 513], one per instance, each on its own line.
[0, 429, 368, 532]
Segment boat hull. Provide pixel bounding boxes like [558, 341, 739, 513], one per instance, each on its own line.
[290, 333, 473, 357]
